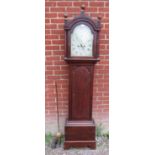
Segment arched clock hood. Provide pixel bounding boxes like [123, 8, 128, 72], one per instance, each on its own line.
[64, 5, 102, 61]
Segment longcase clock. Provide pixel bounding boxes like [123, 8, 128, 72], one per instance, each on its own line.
[64, 5, 101, 149]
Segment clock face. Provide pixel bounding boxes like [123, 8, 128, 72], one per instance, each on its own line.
[71, 24, 94, 57]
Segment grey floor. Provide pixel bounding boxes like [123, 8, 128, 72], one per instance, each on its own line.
[45, 137, 109, 155]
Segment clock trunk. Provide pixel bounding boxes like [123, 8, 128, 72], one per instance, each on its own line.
[69, 64, 94, 120]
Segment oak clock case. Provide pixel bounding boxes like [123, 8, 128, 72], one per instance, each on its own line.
[64, 6, 101, 149]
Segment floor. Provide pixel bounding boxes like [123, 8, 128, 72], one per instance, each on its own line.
[45, 137, 109, 155]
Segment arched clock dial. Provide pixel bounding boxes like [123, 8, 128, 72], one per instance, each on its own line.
[71, 24, 94, 57]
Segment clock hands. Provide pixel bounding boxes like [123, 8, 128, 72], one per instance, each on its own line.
[78, 44, 85, 49]
[73, 33, 92, 56]
[75, 34, 85, 49]
[81, 44, 85, 48]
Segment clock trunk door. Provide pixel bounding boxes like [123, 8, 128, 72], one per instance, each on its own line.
[70, 65, 93, 120]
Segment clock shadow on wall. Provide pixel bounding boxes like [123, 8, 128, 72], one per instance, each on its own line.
[63, 5, 102, 149]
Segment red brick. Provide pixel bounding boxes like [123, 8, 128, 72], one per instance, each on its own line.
[73, 2, 88, 7]
[45, 19, 50, 23]
[46, 56, 60, 61]
[45, 40, 51, 45]
[45, 7, 49, 12]
[52, 40, 65, 44]
[104, 13, 109, 18]
[51, 30, 64, 34]
[98, 7, 109, 12]
[52, 51, 64, 55]
[53, 60, 66, 65]
[55, 70, 68, 75]
[45, 35, 59, 39]
[104, 23, 109, 29]
[105, 1, 109, 7]
[86, 8, 98, 12]
[67, 8, 81, 12]
[45, 30, 50, 35]
[45, 24, 57, 29]
[57, 2, 72, 7]
[46, 13, 57, 18]
[50, 7, 66, 12]
[45, 51, 51, 56]
[57, 24, 64, 29]
[60, 35, 65, 39]
[46, 2, 56, 7]
[46, 66, 61, 70]
[89, 2, 104, 7]
[57, 13, 64, 18]
[46, 46, 59, 50]
[50, 19, 64, 24]
[90, 13, 104, 18]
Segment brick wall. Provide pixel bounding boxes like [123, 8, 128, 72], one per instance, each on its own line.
[45, 0, 109, 133]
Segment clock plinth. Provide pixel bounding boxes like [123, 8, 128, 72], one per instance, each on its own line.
[63, 6, 101, 149]
[64, 120, 96, 149]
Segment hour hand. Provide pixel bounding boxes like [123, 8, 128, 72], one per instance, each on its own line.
[77, 44, 83, 49]
[80, 44, 85, 48]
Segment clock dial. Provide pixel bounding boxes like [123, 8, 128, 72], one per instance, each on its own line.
[71, 24, 93, 57]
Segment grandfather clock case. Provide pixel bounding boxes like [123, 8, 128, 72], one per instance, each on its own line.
[64, 6, 101, 149]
